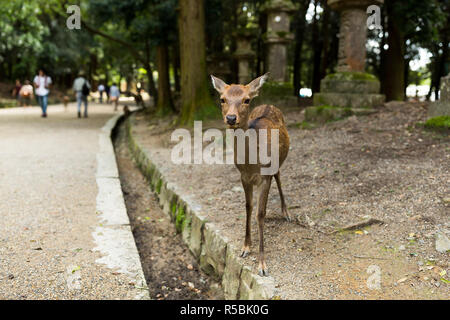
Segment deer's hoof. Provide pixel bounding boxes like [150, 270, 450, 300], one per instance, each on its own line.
[240, 250, 250, 258]
[283, 208, 292, 222]
[258, 268, 269, 277]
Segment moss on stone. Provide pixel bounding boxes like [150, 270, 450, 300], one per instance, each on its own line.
[175, 206, 186, 233]
[155, 178, 163, 194]
[423, 116, 450, 131]
[325, 72, 377, 82]
[171, 202, 177, 218]
[305, 105, 353, 123]
[260, 81, 293, 97]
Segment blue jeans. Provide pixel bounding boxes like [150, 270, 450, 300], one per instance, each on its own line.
[37, 95, 48, 114]
[76, 92, 88, 115]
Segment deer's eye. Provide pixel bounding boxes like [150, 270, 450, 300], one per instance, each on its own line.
[220, 98, 225, 103]
[244, 99, 250, 104]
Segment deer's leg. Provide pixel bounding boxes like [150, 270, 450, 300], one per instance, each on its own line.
[257, 176, 272, 276]
[274, 171, 291, 222]
[240, 178, 253, 258]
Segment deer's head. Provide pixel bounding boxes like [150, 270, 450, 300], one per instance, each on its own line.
[210, 73, 269, 129]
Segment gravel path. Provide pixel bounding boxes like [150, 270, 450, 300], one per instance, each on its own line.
[0, 104, 145, 299]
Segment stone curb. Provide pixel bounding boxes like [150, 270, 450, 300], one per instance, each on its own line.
[125, 114, 277, 300]
[93, 113, 150, 300]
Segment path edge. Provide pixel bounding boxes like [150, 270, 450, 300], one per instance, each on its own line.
[125, 114, 278, 300]
[94, 112, 150, 300]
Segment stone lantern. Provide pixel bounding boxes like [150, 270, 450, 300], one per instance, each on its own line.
[233, 29, 256, 84]
[262, 0, 296, 82]
[308, 0, 385, 122]
[207, 53, 232, 84]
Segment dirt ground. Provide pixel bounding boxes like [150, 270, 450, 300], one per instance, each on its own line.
[114, 124, 221, 300]
[130, 100, 449, 300]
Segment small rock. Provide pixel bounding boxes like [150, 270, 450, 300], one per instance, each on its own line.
[435, 232, 450, 253]
[232, 186, 243, 193]
[398, 245, 406, 251]
[8, 274, 14, 280]
[397, 277, 408, 284]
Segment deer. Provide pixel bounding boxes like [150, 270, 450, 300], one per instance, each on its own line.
[210, 73, 290, 276]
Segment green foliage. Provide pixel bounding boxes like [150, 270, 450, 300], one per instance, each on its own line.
[0, 0, 48, 79]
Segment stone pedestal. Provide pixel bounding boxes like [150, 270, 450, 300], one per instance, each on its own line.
[207, 53, 232, 84]
[428, 75, 450, 118]
[233, 29, 256, 84]
[309, 0, 385, 122]
[262, 0, 296, 82]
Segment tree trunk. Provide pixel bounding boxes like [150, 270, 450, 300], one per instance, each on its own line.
[156, 44, 175, 115]
[172, 43, 181, 93]
[379, 5, 387, 95]
[319, 1, 330, 81]
[311, 0, 323, 93]
[178, 0, 216, 125]
[293, 0, 310, 96]
[404, 57, 410, 97]
[384, 3, 405, 101]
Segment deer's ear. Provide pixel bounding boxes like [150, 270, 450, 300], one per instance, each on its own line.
[247, 73, 269, 98]
[210, 75, 228, 93]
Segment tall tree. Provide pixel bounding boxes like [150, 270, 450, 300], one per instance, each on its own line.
[178, 0, 216, 124]
[383, 0, 444, 101]
[292, 0, 310, 96]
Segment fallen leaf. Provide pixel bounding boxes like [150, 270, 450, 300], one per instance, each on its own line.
[71, 266, 81, 274]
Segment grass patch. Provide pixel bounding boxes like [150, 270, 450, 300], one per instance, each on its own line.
[0, 99, 17, 108]
[423, 116, 450, 131]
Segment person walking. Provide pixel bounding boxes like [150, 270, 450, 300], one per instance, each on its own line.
[98, 83, 105, 103]
[72, 72, 91, 118]
[33, 69, 52, 117]
[109, 83, 120, 111]
[12, 79, 22, 106]
[105, 84, 110, 103]
[19, 80, 34, 107]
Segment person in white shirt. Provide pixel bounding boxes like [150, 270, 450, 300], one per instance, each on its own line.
[98, 83, 105, 103]
[33, 69, 52, 117]
[72, 72, 91, 118]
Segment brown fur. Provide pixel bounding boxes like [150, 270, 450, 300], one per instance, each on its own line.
[123, 105, 130, 117]
[63, 95, 69, 109]
[211, 74, 291, 276]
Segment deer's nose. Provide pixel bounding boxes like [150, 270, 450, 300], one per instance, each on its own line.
[226, 115, 237, 125]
